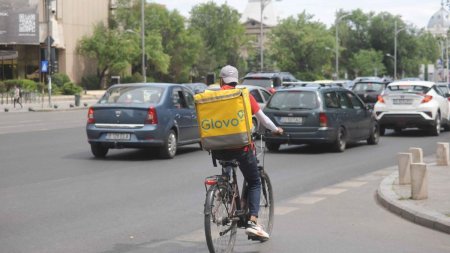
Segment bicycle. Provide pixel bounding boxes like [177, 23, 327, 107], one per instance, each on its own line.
[203, 136, 274, 253]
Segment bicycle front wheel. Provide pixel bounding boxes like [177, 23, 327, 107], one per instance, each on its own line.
[204, 185, 237, 253]
[258, 170, 274, 236]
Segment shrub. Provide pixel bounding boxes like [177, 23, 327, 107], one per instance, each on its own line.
[81, 75, 101, 90]
[51, 73, 71, 88]
[3, 79, 38, 92]
[62, 82, 83, 95]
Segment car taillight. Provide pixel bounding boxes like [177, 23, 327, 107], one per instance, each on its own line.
[421, 95, 432, 103]
[377, 95, 385, 103]
[87, 107, 95, 124]
[319, 112, 327, 127]
[146, 107, 158, 124]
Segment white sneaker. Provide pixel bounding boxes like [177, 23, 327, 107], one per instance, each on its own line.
[245, 220, 269, 240]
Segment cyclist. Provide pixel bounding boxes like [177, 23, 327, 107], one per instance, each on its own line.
[212, 65, 283, 240]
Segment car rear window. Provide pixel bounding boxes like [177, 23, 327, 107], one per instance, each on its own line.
[267, 91, 318, 110]
[99, 86, 164, 104]
[352, 82, 385, 92]
[385, 85, 430, 94]
[241, 78, 273, 89]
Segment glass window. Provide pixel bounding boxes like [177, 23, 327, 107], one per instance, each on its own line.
[250, 89, 263, 103]
[99, 86, 163, 104]
[386, 85, 430, 94]
[323, 92, 339, 109]
[346, 91, 364, 109]
[182, 89, 195, 109]
[337, 91, 352, 109]
[260, 89, 272, 102]
[267, 91, 318, 110]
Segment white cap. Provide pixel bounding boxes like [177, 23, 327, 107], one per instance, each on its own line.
[219, 65, 239, 84]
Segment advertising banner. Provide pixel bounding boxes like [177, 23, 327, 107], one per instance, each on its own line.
[0, 0, 39, 45]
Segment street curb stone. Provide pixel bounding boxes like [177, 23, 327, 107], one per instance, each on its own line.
[377, 169, 450, 234]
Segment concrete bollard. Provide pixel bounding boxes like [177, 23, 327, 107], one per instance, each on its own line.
[397, 153, 412, 185]
[410, 163, 428, 200]
[409, 147, 423, 163]
[436, 142, 450, 166]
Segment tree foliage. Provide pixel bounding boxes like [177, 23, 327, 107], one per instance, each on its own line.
[269, 12, 334, 80]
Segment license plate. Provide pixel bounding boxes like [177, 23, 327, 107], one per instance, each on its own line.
[106, 133, 130, 140]
[393, 99, 412, 105]
[280, 117, 303, 124]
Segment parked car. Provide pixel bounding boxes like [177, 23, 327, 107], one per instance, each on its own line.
[263, 86, 379, 152]
[242, 71, 298, 94]
[351, 80, 386, 108]
[206, 84, 272, 136]
[86, 83, 200, 159]
[181, 82, 208, 94]
[373, 81, 450, 136]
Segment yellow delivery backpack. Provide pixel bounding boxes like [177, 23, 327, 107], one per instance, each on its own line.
[194, 88, 253, 151]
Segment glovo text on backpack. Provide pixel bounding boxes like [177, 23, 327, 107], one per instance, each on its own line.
[194, 88, 253, 151]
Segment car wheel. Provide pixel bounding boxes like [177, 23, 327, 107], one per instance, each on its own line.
[379, 126, 385, 136]
[367, 123, 380, 145]
[266, 142, 280, 152]
[332, 127, 346, 152]
[90, 143, 108, 158]
[429, 114, 441, 136]
[159, 130, 177, 159]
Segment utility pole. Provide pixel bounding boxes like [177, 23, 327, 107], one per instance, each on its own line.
[47, 0, 52, 108]
[141, 0, 146, 82]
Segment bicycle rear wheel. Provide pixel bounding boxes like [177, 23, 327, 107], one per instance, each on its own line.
[258, 170, 274, 236]
[204, 185, 237, 253]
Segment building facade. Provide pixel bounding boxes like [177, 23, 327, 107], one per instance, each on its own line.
[0, 0, 111, 84]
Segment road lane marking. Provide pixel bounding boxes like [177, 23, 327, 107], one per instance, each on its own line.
[288, 196, 325, 205]
[275, 206, 298, 215]
[334, 181, 368, 188]
[312, 187, 348, 195]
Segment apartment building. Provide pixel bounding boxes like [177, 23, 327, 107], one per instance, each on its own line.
[0, 0, 111, 84]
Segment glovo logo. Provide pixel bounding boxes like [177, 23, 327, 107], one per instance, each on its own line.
[201, 110, 245, 130]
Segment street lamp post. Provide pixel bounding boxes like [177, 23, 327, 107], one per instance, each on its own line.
[393, 20, 406, 80]
[141, 0, 146, 83]
[335, 13, 350, 80]
[259, 0, 280, 72]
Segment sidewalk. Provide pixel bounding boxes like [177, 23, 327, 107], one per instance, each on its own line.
[0, 90, 104, 113]
[377, 155, 450, 234]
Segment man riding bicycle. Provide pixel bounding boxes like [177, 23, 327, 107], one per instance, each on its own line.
[211, 65, 283, 240]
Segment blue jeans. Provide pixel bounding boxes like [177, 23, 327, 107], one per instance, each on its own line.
[212, 148, 261, 217]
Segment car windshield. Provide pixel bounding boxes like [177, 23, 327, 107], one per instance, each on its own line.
[352, 82, 385, 92]
[241, 78, 273, 89]
[385, 85, 431, 95]
[267, 91, 318, 110]
[99, 86, 164, 104]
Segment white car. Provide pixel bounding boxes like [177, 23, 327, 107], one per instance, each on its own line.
[373, 81, 450, 136]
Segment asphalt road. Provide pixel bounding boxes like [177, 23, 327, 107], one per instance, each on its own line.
[1, 110, 450, 253]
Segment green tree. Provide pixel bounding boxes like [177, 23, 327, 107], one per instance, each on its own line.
[349, 49, 386, 76]
[77, 23, 137, 88]
[189, 2, 248, 75]
[269, 12, 334, 80]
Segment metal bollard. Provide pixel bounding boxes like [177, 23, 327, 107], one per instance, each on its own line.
[409, 147, 423, 163]
[397, 153, 412, 185]
[410, 163, 428, 200]
[436, 142, 450, 166]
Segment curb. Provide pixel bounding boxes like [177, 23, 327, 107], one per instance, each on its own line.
[377, 169, 450, 234]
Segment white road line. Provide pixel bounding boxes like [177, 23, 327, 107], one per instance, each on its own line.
[334, 181, 368, 188]
[275, 206, 299, 215]
[288, 196, 325, 205]
[312, 187, 348, 195]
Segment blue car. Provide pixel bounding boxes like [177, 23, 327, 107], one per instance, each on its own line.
[86, 83, 200, 159]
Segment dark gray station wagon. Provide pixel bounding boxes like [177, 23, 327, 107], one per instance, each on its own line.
[263, 86, 380, 152]
[86, 83, 200, 159]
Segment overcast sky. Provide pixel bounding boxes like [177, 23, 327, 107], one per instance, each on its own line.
[158, 0, 443, 28]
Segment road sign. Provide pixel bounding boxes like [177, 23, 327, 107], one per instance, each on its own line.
[41, 60, 49, 73]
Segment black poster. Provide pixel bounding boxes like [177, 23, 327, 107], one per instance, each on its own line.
[0, 0, 39, 45]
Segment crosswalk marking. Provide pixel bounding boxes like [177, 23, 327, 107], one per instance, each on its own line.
[334, 181, 368, 188]
[275, 206, 299, 215]
[312, 187, 348, 195]
[288, 196, 325, 205]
